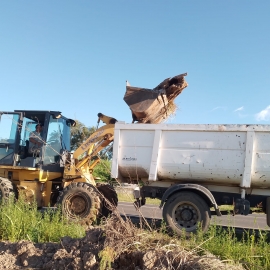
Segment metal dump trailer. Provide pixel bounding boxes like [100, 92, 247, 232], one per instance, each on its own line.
[111, 122, 270, 235]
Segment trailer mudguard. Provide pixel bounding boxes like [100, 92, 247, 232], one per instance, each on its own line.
[159, 183, 221, 216]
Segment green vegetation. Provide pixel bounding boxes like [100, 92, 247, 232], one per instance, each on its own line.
[0, 196, 269, 269]
[185, 224, 270, 269]
[70, 120, 96, 151]
[116, 194, 269, 268]
[0, 196, 85, 242]
[117, 192, 160, 205]
[93, 159, 112, 182]
[100, 213, 270, 270]
[99, 246, 115, 270]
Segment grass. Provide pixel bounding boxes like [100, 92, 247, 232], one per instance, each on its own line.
[189, 224, 270, 269]
[0, 195, 269, 269]
[0, 196, 85, 242]
[116, 192, 270, 269]
[101, 213, 270, 270]
[117, 192, 160, 205]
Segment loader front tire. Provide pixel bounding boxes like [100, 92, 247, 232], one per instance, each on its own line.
[0, 177, 16, 203]
[57, 182, 101, 226]
[97, 184, 118, 218]
[163, 191, 211, 236]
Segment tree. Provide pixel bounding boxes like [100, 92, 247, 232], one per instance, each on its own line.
[70, 121, 96, 151]
[92, 159, 112, 182]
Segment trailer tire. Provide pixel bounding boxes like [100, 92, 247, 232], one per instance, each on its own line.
[163, 191, 211, 236]
[266, 197, 270, 227]
[57, 182, 101, 226]
[97, 184, 118, 218]
[0, 177, 16, 203]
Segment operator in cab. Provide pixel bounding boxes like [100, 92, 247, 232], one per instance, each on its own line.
[29, 124, 44, 155]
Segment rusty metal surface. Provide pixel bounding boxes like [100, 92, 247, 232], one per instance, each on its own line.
[124, 73, 188, 124]
[118, 165, 149, 179]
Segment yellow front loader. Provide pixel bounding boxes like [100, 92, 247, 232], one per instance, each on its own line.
[0, 110, 118, 224]
[0, 73, 188, 224]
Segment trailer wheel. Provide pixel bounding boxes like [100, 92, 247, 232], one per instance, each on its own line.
[97, 184, 118, 218]
[0, 177, 16, 203]
[266, 197, 270, 227]
[163, 191, 211, 236]
[57, 182, 101, 226]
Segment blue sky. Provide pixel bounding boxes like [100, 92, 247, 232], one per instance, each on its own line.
[1, 1, 270, 127]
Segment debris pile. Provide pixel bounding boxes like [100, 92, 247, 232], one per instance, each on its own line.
[0, 215, 245, 270]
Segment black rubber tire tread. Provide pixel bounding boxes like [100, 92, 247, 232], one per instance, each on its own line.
[56, 182, 101, 226]
[162, 191, 211, 236]
[0, 177, 15, 203]
[266, 197, 270, 227]
[97, 184, 118, 218]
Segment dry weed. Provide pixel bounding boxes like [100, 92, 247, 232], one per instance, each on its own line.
[99, 212, 245, 270]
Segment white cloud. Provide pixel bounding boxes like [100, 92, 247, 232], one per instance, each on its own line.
[210, 106, 226, 112]
[234, 106, 244, 112]
[255, 105, 270, 121]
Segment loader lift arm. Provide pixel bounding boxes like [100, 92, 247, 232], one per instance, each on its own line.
[63, 113, 117, 184]
[59, 112, 119, 222]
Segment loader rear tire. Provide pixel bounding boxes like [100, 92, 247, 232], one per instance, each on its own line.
[57, 182, 101, 226]
[97, 184, 118, 218]
[163, 191, 211, 236]
[0, 177, 16, 203]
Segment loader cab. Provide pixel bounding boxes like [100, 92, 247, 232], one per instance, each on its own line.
[0, 110, 75, 172]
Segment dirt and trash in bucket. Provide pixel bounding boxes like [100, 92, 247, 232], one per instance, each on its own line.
[0, 214, 244, 270]
[124, 73, 188, 124]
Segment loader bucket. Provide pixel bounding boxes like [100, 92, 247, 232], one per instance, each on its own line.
[124, 73, 188, 124]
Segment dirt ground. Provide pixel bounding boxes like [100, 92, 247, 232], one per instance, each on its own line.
[0, 217, 245, 270]
[0, 228, 103, 270]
